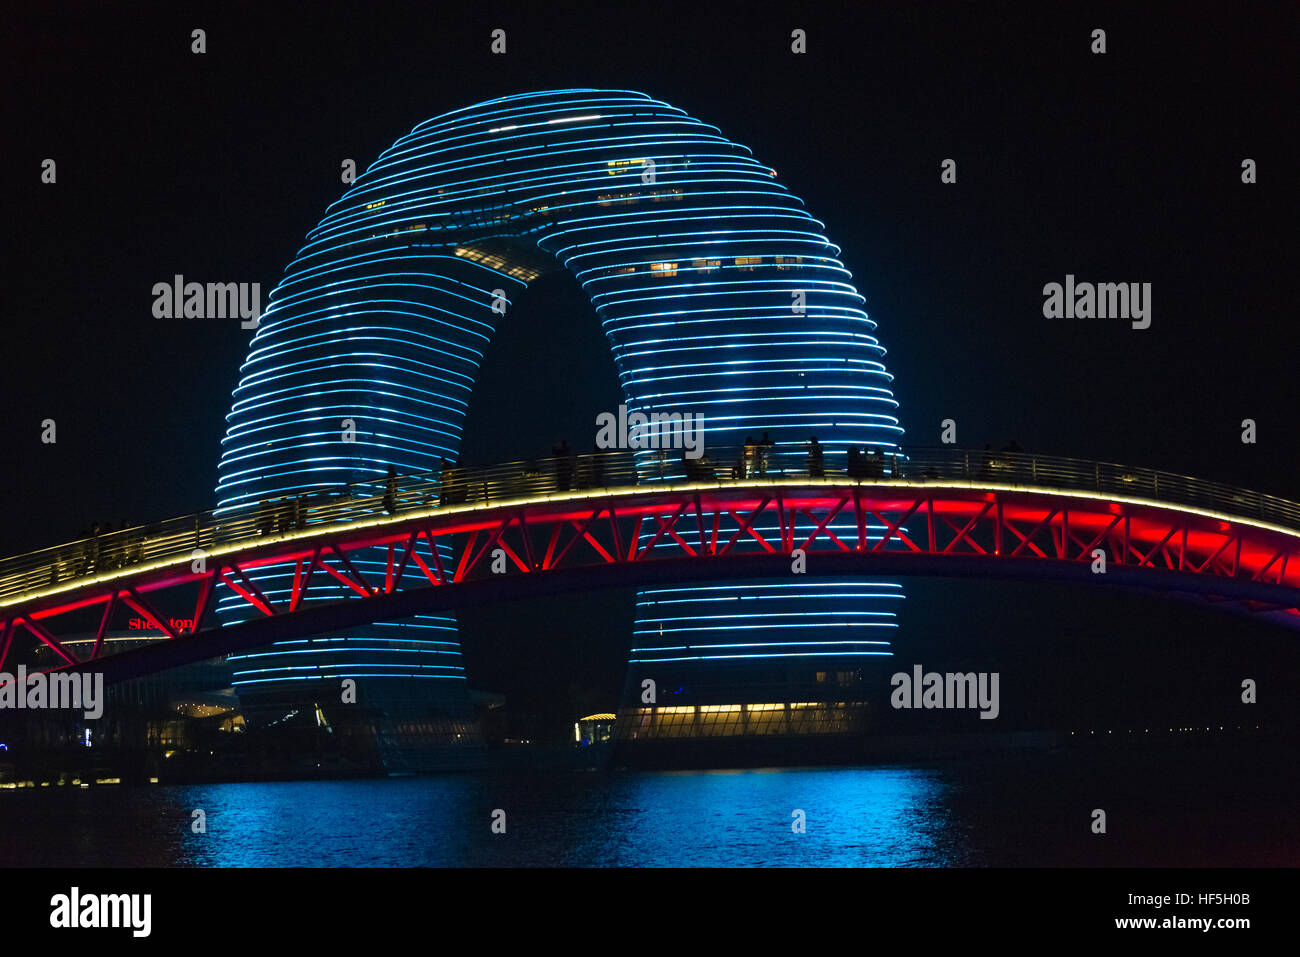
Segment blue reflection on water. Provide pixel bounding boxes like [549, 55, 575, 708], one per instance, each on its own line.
[180, 766, 960, 867]
[0, 767, 961, 867]
[2, 748, 1296, 867]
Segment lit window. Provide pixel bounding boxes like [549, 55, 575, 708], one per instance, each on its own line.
[650, 262, 678, 277]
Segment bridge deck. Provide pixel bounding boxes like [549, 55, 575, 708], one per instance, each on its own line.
[1, 447, 1298, 681]
[3, 446, 1297, 607]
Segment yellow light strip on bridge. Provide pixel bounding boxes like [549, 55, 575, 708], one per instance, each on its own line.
[2, 477, 1297, 612]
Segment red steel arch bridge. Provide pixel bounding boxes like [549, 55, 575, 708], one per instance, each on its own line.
[1, 446, 1297, 685]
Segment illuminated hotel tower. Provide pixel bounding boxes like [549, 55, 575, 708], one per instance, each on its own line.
[214, 90, 904, 762]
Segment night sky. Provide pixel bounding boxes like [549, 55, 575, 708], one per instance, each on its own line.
[4, 1, 1297, 738]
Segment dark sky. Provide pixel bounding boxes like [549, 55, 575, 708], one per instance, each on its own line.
[3, 1, 1297, 734]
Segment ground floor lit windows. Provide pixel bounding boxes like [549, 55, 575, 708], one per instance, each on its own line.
[617, 701, 867, 739]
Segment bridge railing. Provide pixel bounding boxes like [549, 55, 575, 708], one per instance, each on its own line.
[0, 445, 1297, 604]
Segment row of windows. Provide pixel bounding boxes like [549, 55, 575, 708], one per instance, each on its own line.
[618, 702, 866, 739]
[387, 720, 475, 737]
[816, 671, 860, 686]
[645, 255, 806, 278]
[453, 245, 543, 281]
[596, 187, 685, 207]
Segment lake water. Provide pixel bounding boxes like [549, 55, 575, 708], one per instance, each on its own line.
[3, 744, 1295, 867]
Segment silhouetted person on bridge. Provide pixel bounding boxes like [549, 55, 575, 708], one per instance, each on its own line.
[864, 449, 883, 479]
[646, 448, 668, 480]
[435, 457, 448, 501]
[554, 440, 573, 491]
[81, 522, 101, 575]
[113, 520, 131, 568]
[572, 453, 588, 490]
[757, 432, 774, 474]
[130, 521, 147, 564]
[440, 458, 465, 506]
[383, 465, 399, 514]
[118, 519, 138, 566]
[806, 436, 824, 478]
[847, 447, 863, 480]
[997, 440, 1024, 477]
[742, 436, 758, 478]
[682, 449, 712, 482]
[102, 523, 120, 570]
[980, 443, 994, 476]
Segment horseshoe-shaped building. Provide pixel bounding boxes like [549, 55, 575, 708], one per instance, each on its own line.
[215, 89, 906, 764]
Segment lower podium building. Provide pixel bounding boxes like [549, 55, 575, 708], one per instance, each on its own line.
[614, 579, 903, 766]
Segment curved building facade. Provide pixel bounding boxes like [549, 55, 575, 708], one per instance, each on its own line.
[214, 89, 905, 763]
